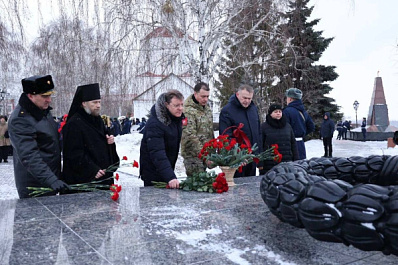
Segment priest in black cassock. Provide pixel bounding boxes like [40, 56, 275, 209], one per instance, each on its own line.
[62, 83, 119, 185]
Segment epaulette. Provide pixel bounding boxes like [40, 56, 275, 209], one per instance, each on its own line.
[18, 110, 27, 117]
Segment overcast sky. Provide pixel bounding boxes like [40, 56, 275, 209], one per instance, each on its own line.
[310, 0, 398, 124]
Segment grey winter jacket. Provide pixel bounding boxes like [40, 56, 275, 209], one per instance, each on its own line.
[8, 93, 61, 198]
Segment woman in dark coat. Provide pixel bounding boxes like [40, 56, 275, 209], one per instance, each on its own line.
[259, 104, 298, 174]
[139, 90, 184, 188]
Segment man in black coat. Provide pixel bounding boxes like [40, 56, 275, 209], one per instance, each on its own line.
[139, 89, 184, 188]
[219, 84, 262, 177]
[8, 75, 70, 198]
[62, 83, 119, 185]
[320, 112, 335, 157]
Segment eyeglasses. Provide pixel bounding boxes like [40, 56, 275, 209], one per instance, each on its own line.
[169, 103, 184, 109]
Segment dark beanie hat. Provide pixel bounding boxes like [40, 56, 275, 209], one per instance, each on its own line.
[268, 104, 282, 115]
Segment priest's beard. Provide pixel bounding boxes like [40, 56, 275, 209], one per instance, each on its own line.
[83, 106, 100, 116]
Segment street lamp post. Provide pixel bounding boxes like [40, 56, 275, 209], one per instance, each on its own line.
[353, 100, 359, 128]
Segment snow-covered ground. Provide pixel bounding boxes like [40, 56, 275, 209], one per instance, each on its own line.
[1, 131, 398, 200]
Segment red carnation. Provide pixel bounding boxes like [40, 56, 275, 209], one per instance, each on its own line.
[111, 192, 119, 201]
[238, 166, 243, 173]
[253, 157, 260, 164]
[115, 173, 119, 181]
[122, 156, 128, 160]
[133, 160, 139, 168]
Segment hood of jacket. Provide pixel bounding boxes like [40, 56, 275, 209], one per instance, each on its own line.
[323, 112, 331, 120]
[153, 93, 184, 126]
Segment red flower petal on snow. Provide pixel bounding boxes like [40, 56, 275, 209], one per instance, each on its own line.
[133, 160, 139, 168]
[115, 173, 119, 181]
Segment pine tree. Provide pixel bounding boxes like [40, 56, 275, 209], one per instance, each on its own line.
[271, 0, 342, 137]
[214, 0, 282, 118]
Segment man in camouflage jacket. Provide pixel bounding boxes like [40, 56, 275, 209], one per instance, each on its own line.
[181, 82, 214, 176]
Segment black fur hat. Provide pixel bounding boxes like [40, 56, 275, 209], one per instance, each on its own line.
[268, 104, 282, 115]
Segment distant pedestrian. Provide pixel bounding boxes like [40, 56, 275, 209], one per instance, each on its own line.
[343, 120, 350, 140]
[121, 112, 132, 135]
[0, 115, 11, 163]
[111, 117, 121, 136]
[336, 121, 343, 140]
[320, 112, 335, 157]
[137, 117, 146, 134]
[361, 117, 367, 141]
[283, 88, 315, 160]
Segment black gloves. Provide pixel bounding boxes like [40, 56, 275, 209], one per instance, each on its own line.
[50, 180, 70, 193]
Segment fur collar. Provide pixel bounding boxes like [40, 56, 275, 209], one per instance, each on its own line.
[18, 93, 51, 121]
[154, 93, 184, 126]
[266, 114, 287, 129]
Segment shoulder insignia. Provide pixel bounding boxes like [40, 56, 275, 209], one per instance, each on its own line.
[18, 110, 26, 117]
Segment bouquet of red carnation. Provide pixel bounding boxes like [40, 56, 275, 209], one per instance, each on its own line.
[153, 171, 228, 193]
[28, 156, 139, 201]
[199, 123, 282, 172]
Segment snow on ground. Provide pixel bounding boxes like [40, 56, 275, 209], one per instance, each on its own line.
[116, 131, 398, 186]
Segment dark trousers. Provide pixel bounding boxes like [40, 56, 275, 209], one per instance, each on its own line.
[342, 130, 347, 140]
[234, 162, 256, 178]
[0, 146, 9, 162]
[323, 137, 333, 157]
[296, 141, 307, 160]
[362, 129, 367, 141]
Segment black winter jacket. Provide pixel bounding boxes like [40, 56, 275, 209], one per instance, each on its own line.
[62, 108, 119, 185]
[320, 112, 335, 138]
[260, 115, 298, 173]
[8, 93, 61, 198]
[139, 96, 183, 185]
[219, 94, 262, 154]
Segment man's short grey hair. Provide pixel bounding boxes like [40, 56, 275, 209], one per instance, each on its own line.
[164, 89, 184, 103]
[237, 84, 254, 93]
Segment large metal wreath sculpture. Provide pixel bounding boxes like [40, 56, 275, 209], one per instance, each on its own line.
[260, 155, 398, 255]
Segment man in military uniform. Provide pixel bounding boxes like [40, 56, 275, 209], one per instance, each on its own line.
[8, 75, 70, 198]
[181, 82, 214, 176]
